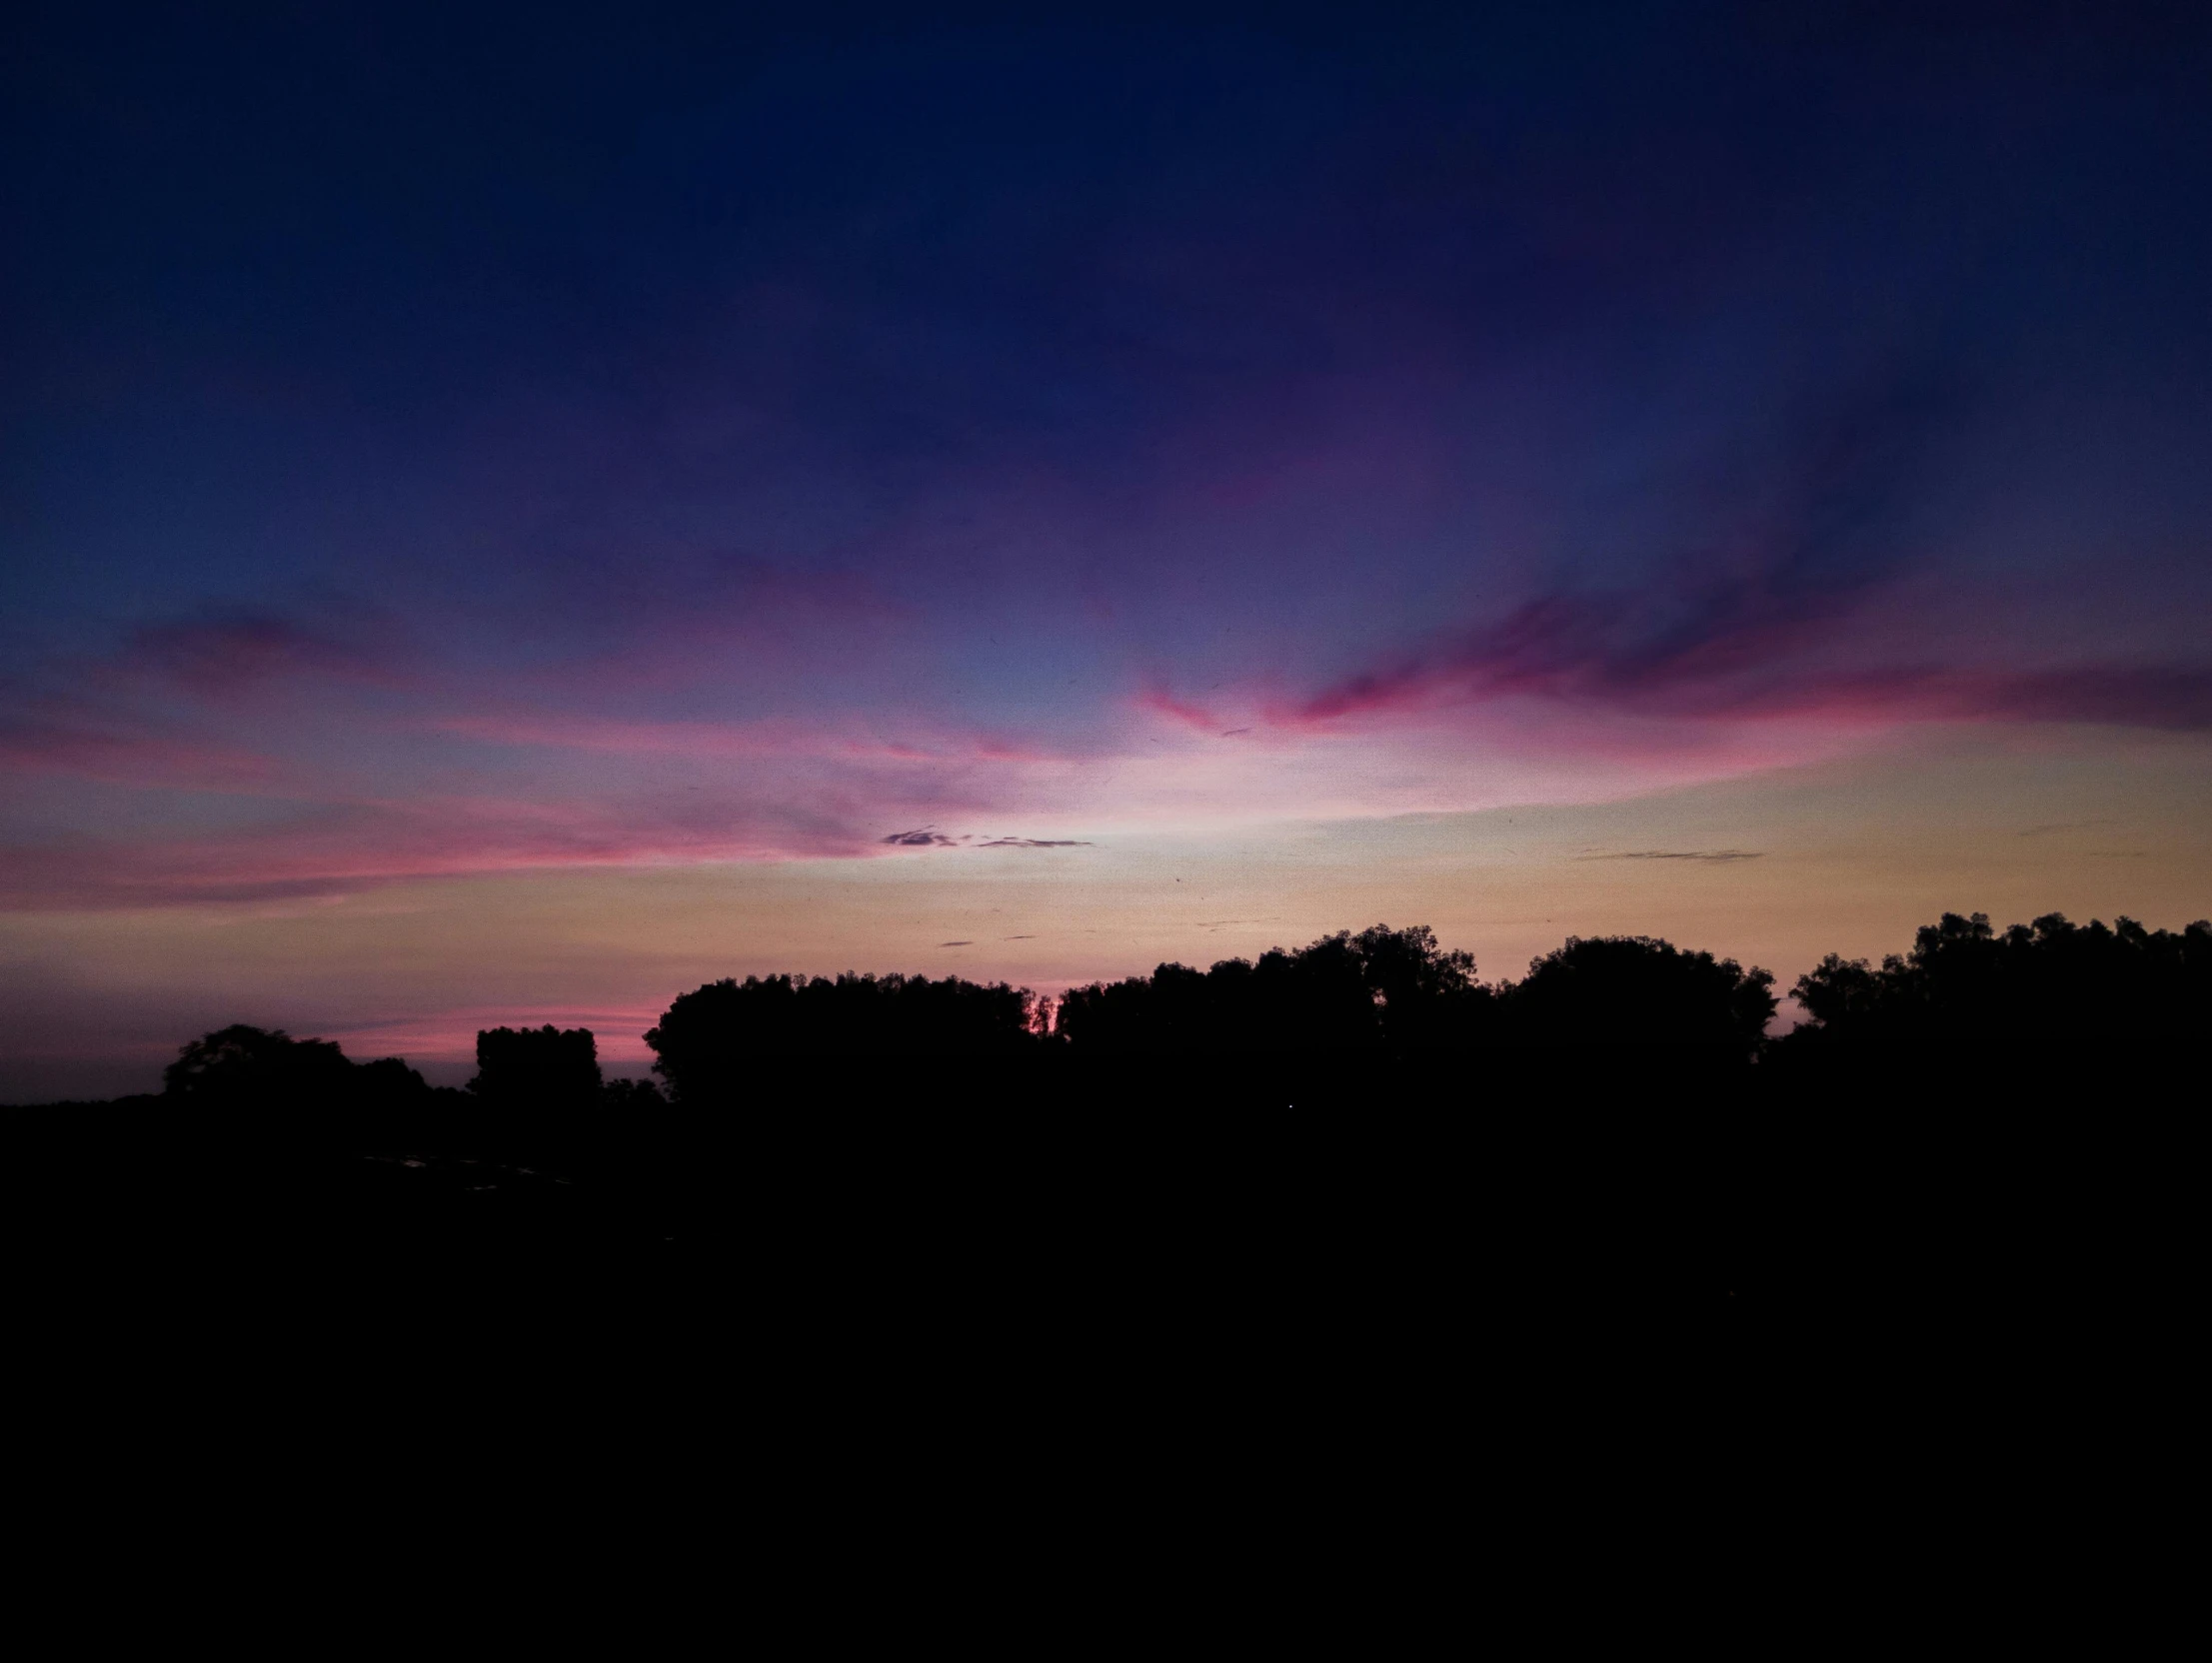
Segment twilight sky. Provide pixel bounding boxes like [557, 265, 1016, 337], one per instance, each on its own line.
[6, 3, 2211, 1095]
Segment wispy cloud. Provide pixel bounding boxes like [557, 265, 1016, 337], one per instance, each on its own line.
[440, 714, 1083, 766]
[1226, 352, 2211, 746]
[1576, 849, 1765, 863]
[125, 612, 405, 699]
[0, 717, 279, 790]
[0, 793, 885, 909]
[1269, 591, 2212, 738]
[1137, 686, 1228, 732]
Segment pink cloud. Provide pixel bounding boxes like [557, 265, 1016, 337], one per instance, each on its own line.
[0, 742, 1121, 908]
[18, 567, 2202, 919]
[124, 614, 405, 699]
[0, 792, 885, 909]
[433, 712, 1091, 766]
[1136, 686, 1230, 732]
[1873, 666, 2212, 730]
[0, 719, 279, 790]
[1266, 587, 2212, 737]
[437, 715, 813, 759]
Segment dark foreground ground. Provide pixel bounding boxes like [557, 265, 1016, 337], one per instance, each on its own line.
[6, 1044, 2195, 1576]
[10, 1050, 2186, 1353]
[6, 1046, 2189, 1617]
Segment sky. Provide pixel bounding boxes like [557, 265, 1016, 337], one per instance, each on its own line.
[5, 2, 2210, 1096]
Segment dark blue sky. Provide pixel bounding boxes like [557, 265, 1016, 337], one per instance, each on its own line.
[14, 6, 2209, 670]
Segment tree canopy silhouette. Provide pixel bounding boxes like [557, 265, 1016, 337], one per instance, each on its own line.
[1501, 935, 1777, 1056]
[1054, 924, 1491, 1058]
[1784, 910, 2212, 1057]
[162, 1024, 428, 1106]
[470, 1025, 603, 1111]
[646, 972, 1042, 1102]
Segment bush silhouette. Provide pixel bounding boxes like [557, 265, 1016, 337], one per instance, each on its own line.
[470, 1024, 603, 1110]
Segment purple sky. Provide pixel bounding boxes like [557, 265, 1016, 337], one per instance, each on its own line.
[6, 5, 2210, 1094]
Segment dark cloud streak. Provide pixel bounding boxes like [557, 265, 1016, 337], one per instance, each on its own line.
[885, 831, 1093, 848]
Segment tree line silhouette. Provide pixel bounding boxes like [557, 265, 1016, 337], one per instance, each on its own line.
[109, 907, 2210, 1111]
[1052, 924, 1779, 1059]
[25, 904, 2200, 1348]
[1789, 910, 2211, 1057]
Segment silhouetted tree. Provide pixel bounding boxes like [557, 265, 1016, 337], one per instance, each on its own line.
[1054, 960, 1226, 1055]
[161, 1024, 429, 1106]
[469, 1025, 603, 1110]
[1502, 935, 1776, 1057]
[1054, 924, 1494, 1058]
[646, 973, 1041, 1102]
[354, 1055, 435, 1104]
[1348, 923, 1492, 1054]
